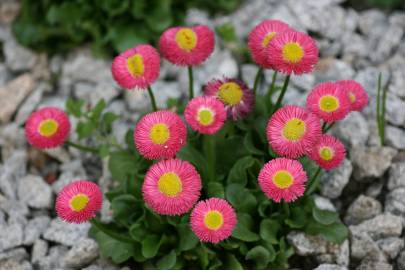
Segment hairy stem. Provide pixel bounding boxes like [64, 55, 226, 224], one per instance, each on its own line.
[65, 141, 98, 153]
[90, 218, 135, 243]
[188, 66, 194, 100]
[305, 167, 322, 195]
[252, 67, 263, 95]
[147, 86, 158, 112]
[272, 75, 291, 113]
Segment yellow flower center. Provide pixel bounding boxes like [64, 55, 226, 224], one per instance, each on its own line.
[282, 118, 306, 141]
[218, 82, 243, 106]
[127, 54, 145, 77]
[349, 91, 356, 103]
[69, 194, 90, 212]
[282, 42, 304, 63]
[149, 123, 170, 145]
[38, 119, 59, 137]
[262, 32, 276, 47]
[204, 210, 224, 230]
[175, 28, 197, 51]
[319, 147, 334, 161]
[197, 108, 214, 126]
[157, 172, 182, 197]
[319, 95, 339, 112]
[272, 170, 294, 189]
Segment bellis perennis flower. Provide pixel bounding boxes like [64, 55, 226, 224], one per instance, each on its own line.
[308, 134, 346, 170]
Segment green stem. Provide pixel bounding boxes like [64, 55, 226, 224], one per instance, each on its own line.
[381, 84, 388, 145]
[188, 66, 194, 100]
[282, 201, 290, 217]
[272, 75, 291, 113]
[322, 122, 327, 132]
[65, 141, 98, 153]
[324, 122, 335, 133]
[306, 167, 322, 195]
[90, 218, 135, 243]
[252, 67, 263, 95]
[147, 86, 158, 112]
[204, 135, 216, 182]
[267, 71, 278, 100]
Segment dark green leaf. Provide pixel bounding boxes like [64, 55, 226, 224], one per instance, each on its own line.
[93, 230, 135, 264]
[226, 184, 257, 212]
[76, 121, 95, 139]
[245, 246, 271, 269]
[286, 207, 308, 229]
[227, 156, 256, 186]
[177, 224, 199, 251]
[206, 182, 225, 198]
[90, 99, 106, 122]
[312, 207, 339, 226]
[111, 194, 139, 226]
[157, 250, 177, 270]
[141, 234, 162, 258]
[260, 219, 280, 244]
[129, 222, 148, 242]
[224, 254, 243, 270]
[108, 151, 137, 183]
[65, 98, 84, 117]
[243, 132, 264, 156]
[177, 144, 208, 181]
[306, 221, 348, 244]
[232, 219, 260, 242]
[99, 144, 110, 158]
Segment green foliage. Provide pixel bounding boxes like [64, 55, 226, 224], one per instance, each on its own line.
[376, 73, 388, 146]
[13, 0, 243, 56]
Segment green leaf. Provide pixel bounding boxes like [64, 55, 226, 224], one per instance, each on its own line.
[90, 99, 106, 122]
[111, 194, 139, 226]
[286, 207, 308, 229]
[65, 98, 84, 117]
[306, 221, 348, 244]
[177, 224, 199, 251]
[227, 156, 256, 186]
[99, 144, 110, 158]
[312, 207, 339, 226]
[157, 250, 177, 270]
[76, 121, 96, 139]
[208, 258, 223, 270]
[141, 234, 162, 258]
[224, 254, 243, 270]
[93, 230, 135, 264]
[177, 144, 208, 181]
[246, 246, 271, 269]
[108, 24, 148, 52]
[129, 222, 148, 242]
[232, 216, 260, 242]
[226, 184, 257, 212]
[243, 132, 264, 156]
[108, 151, 137, 183]
[260, 219, 280, 244]
[206, 182, 225, 198]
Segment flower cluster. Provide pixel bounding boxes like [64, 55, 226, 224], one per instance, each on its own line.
[24, 18, 369, 260]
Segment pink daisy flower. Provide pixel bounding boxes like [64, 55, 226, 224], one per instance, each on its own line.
[267, 31, 318, 75]
[204, 78, 254, 120]
[142, 159, 202, 215]
[159, 25, 215, 66]
[134, 110, 187, 160]
[111, 44, 160, 90]
[248, 20, 291, 68]
[258, 158, 308, 203]
[184, 96, 226, 135]
[55, 180, 103, 224]
[267, 105, 321, 159]
[336, 80, 368, 112]
[306, 82, 351, 123]
[307, 134, 346, 170]
[190, 198, 237, 244]
[25, 107, 71, 149]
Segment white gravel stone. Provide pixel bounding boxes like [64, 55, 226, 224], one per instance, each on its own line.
[31, 239, 48, 264]
[388, 162, 405, 190]
[385, 126, 405, 150]
[320, 159, 352, 199]
[63, 238, 99, 268]
[18, 175, 53, 209]
[23, 216, 51, 245]
[44, 219, 90, 246]
[345, 195, 382, 225]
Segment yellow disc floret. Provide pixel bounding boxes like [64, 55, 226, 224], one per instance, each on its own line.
[319, 95, 339, 112]
[127, 54, 145, 77]
[158, 172, 182, 197]
[282, 42, 304, 63]
[349, 91, 356, 103]
[282, 118, 306, 141]
[272, 170, 294, 189]
[218, 82, 243, 106]
[149, 123, 170, 145]
[69, 194, 90, 212]
[175, 28, 197, 51]
[319, 147, 334, 161]
[262, 32, 276, 47]
[38, 119, 59, 137]
[204, 210, 224, 230]
[197, 109, 214, 126]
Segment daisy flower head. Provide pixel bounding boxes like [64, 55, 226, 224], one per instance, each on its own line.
[267, 31, 318, 75]
[159, 25, 215, 66]
[204, 78, 254, 120]
[248, 20, 291, 68]
[336, 80, 368, 112]
[308, 134, 346, 170]
[258, 158, 307, 203]
[267, 105, 321, 159]
[142, 159, 202, 215]
[134, 110, 187, 160]
[111, 44, 160, 90]
[184, 96, 226, 135]
[55, 180, 103, 224]
[306, 82, 351, 123]
[25, 107, 71, 149]
[190, 198, 237, 244]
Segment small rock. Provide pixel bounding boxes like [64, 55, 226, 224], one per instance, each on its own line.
[37, 245, 69, 270]
[388, 162, 405, 190]
[345, 195, 382, 225]
[0, 0, 20, 23]
[31, 239, 48, 264]
[386, 93, 405, 127]
[74, 81, 119, 107]
[371, 25, 404, 64]
[82, 258, 120, 270]
[0, 63, 11, 85]
[4, 39, 37, 72]
[314, 195, 336, 211]
[44, 219, 90, 246]
[0, 248, 28, 262]
[397, 250, 405, 270]
[0, 123, 26, 161]
[15, 82, 48, 125]
[356, 261, 392, 270]
[350, 214, 402, 241]
[334, 112, 370, 147]
[320, 159, 352, 199]
[0, 259, 32, 270]
[52, 172, 86, 195]
[0, 223, 24, 252]
[23, 216, 51, 245]
[0, 150, 27, 199]
[350, 230, 384, 261]
[287, 231, 328, 255]
[153, 81, 182, 109]
[385, 126, 405, 150]
[350, 146, 397, 181]
[385, 188, 405, 225]
[63, 238, 99, 268]
[124, 90, 150, 112]
[0, 74, 36, 123]
[314, 264, 348, 270]
[314, 58, 355, 83]
[18, 175, 53, 209]
[376, 237, 404, 259]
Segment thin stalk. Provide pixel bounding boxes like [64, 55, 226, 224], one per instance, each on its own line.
[147, 86, 158, 112]
[305, 167, 322, 195]
[377, 73, 382, 144]
[272, 75, 291, 113]
[65, 141, 98, 153]
[188, 66, 194, 100]
[267, 71, 278, 99]
[322, 122, 327, 133]
[381, 83, 388, 145]
[324, 122, 335, 133]
[204, 135, 216, 182]
[282, 201, 290, 217]
[90, 218, 135, 243]
[252, 67, 263, 95]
